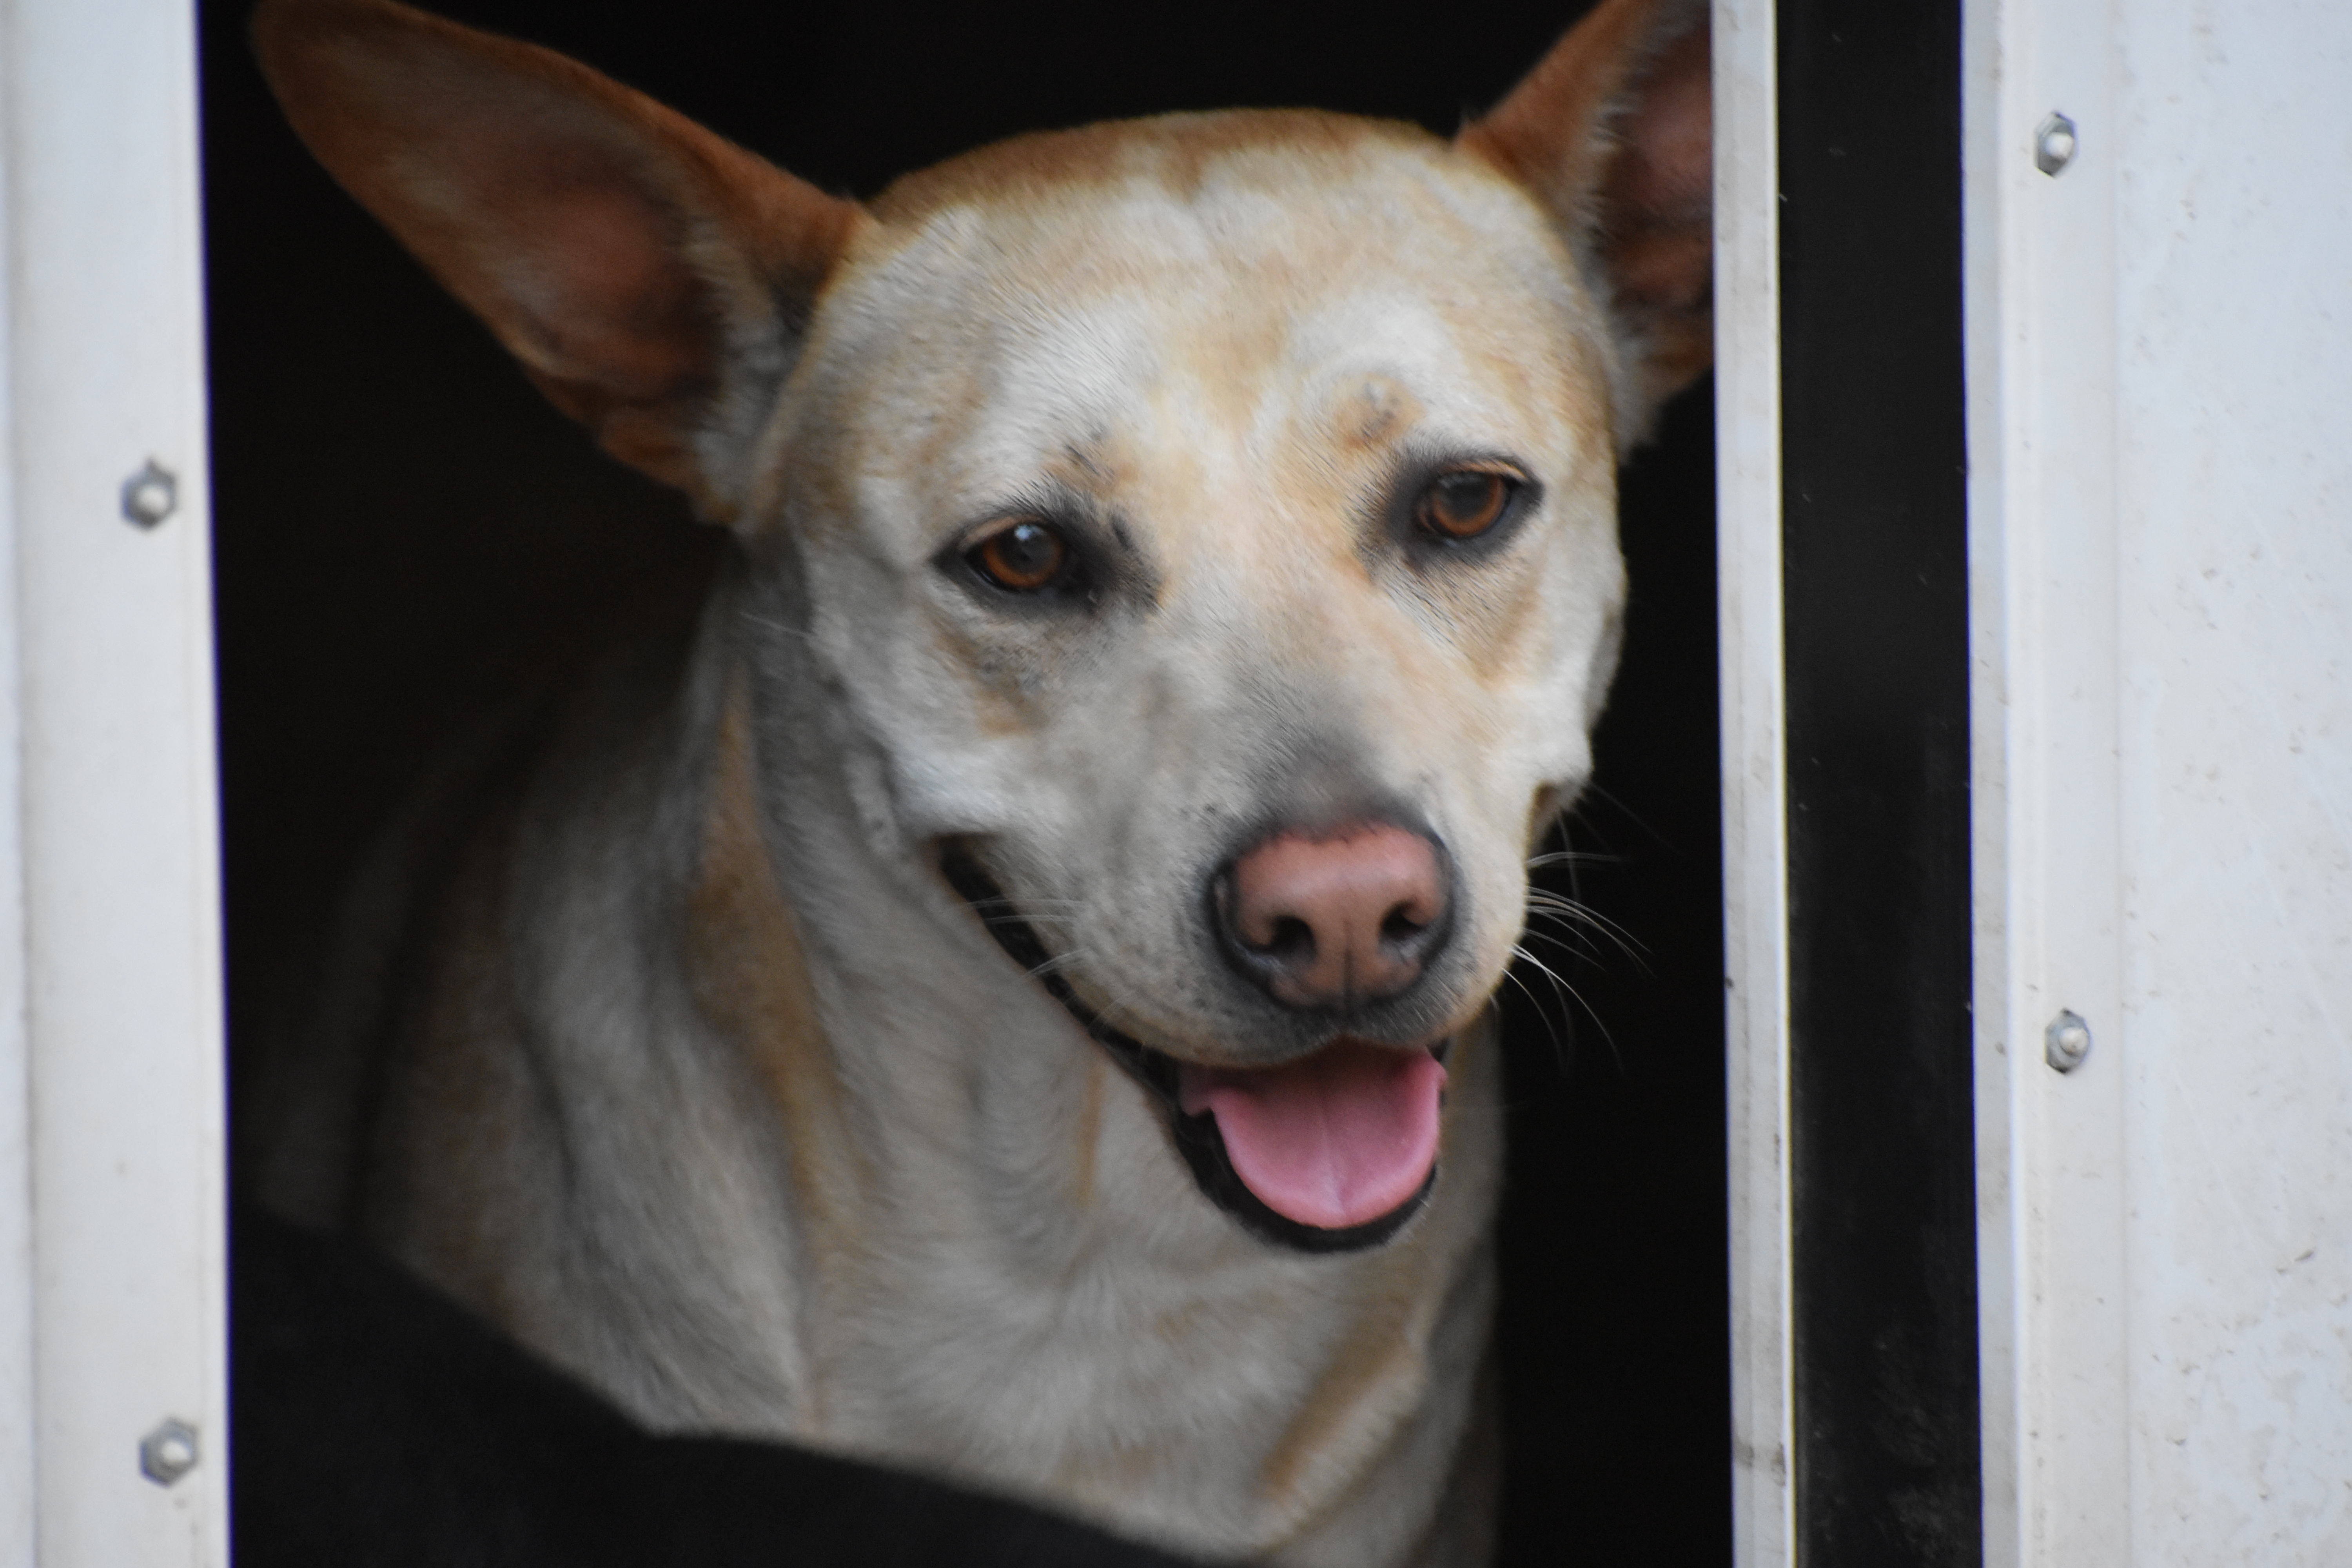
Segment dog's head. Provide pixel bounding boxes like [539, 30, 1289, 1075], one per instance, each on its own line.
[256, 0, 1710, 1249]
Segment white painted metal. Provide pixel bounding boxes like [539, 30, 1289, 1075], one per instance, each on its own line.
[1711, 4, 1795, 1564]
[1964, 0, 2130, 1563]
[2110, 3, 2352, 1557]
[1969, 0, 2352, 1561]
[0, 67, 34, 1568]
[0, 0, 230, 1563]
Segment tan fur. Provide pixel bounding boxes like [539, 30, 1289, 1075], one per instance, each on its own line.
[247, 2, 1711, 1562]
[686, 690, 875, 1281]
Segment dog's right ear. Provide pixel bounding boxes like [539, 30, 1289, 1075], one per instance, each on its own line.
[1461, 0, 1711, 448]
[253, 0, 863, 520]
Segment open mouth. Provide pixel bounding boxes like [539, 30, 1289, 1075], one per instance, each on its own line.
[939, 844, 1445, 1253]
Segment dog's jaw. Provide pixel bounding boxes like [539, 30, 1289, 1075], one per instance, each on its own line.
[936, 840, 1450, 1252]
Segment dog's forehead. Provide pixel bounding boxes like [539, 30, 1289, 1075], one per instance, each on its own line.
[868, 107, 1505, 230]
[798, 110, 1615, 531]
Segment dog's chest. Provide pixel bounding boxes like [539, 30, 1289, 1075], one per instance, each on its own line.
[783, 1076, 1488, 1562]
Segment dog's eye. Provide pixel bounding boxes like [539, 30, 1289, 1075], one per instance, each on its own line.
[967, 519, 1070, 592]
[1415, 468, 1518, 541]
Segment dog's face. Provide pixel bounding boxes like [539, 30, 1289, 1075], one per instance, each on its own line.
[769, 116, 1625, 1067]
[256, 0, 1708, 1245]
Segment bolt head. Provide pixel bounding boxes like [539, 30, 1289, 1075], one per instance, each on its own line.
[121, 460, 178, 528]
[2044, 1009, 2092, 1073]
[139, 1417, 198, 1486]
[2035, 113, 2078, 176]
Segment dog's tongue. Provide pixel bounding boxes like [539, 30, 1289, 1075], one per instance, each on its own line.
[1179, 1040, 1446, 1231]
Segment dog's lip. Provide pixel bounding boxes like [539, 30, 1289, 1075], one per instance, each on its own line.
[1056, 979, 1458, 1075]
[1083, 1024, 1450, 1255]
[934, 840, 1444, 1252]
[1153, 1033, 1455, 1074]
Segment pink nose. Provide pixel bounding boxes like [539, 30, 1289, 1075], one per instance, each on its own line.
[1220, 821, 1450, 1011]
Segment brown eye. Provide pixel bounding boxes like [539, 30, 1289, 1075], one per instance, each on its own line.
[1416, 468, 1516, 541]
[967, 519, 1069, 592]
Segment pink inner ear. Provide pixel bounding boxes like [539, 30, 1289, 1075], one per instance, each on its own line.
[508, 181, 714, 404]
[1613, 30, 1711, 225]
[1602, 24, 1712, 310]
[257, 0, 860, 505]
[1458, 0, 1716, 418]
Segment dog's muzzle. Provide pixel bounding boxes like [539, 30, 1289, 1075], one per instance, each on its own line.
[938, 843, 1443, 1254]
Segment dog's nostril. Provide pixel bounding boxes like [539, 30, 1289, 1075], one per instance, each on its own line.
[1380, 904, 1428, 944]
[1257, 915, 1316, 960]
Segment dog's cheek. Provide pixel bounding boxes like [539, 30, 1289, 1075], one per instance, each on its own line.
[1507, 508, 1626, 783]
[1436, 595, 1621, 995]
[1457, 814, 1543, 995]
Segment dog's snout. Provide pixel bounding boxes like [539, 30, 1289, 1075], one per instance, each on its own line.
[1216, 822, 1451, 1011]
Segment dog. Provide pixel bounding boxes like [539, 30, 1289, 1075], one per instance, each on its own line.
[242, 1, 1711, 1561]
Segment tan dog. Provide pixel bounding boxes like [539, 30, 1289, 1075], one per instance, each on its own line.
[244, 1, 1711, 1561]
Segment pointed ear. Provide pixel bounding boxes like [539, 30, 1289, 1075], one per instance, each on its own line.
[253, 0, 864, 519]
[1460, 0, 1711, 443]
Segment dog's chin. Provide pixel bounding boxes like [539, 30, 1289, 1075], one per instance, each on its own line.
[936, 842, 1446, 1254]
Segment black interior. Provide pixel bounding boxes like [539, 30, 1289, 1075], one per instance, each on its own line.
[1777, 1, 1980, 1562]
[202, 1, 1730, 1562]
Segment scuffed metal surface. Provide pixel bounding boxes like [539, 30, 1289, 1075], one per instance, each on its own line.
[2116, 2, 2352, 1555]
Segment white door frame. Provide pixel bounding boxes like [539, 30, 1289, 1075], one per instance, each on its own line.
[0, 0, 229, 1563]
[1712, 2, 1797, 1564]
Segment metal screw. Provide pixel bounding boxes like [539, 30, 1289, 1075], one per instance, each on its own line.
[120, 460, 178, 528]
[2035, 113, 2079, 176]
[138, 1417, 198, 1487]
[2045, 1009, 2092, 1073]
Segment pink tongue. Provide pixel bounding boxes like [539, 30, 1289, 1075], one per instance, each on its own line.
[1179, 1040, 1446, 1231]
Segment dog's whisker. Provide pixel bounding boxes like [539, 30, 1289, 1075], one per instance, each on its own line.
[1511, 942, 1623, 1075]
[1522, 893, 1650, 969]
[964, 897, 1089, 917]
[949, 888, 1088, 910]
[1519, 912, 1625, 969]
[1568, 782, 1659, 849]
[1024, 952, 1087, 982]
[1497, 964, 1572, 1074]
[1501, 950, 1580, 1072]
[1517, 902, 1604, 945]
[1079, 982, 1161, 1047]
[1520, 900, 1623, 956]
[1522, 888, 1637, 930]
[735, 610, 823, 650]
[1523, 849, 1619, 870]
[1516, 922, 1608, 968]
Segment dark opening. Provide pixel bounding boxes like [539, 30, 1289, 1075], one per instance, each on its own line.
[202, 1, 1730, 1561]
[1778, 0, 1983, 1563]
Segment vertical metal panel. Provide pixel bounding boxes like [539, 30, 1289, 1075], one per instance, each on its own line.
[1713, 3, 1797, 1564]
[0, 82, 33, 1564]
[1962, 0, 2129, 1563]
[0, 0, 229, 1563]
[2107, 1, 2352, 1557]
[1777, 0, 1982, 1563]
[1972, 0, 2352, 1561]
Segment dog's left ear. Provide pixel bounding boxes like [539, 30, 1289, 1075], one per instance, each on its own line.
[253, 0, 865, 520]
[1461, 0, 1711, 444]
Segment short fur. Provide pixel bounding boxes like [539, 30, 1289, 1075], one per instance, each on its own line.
[243, 3, 1711, 1563]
